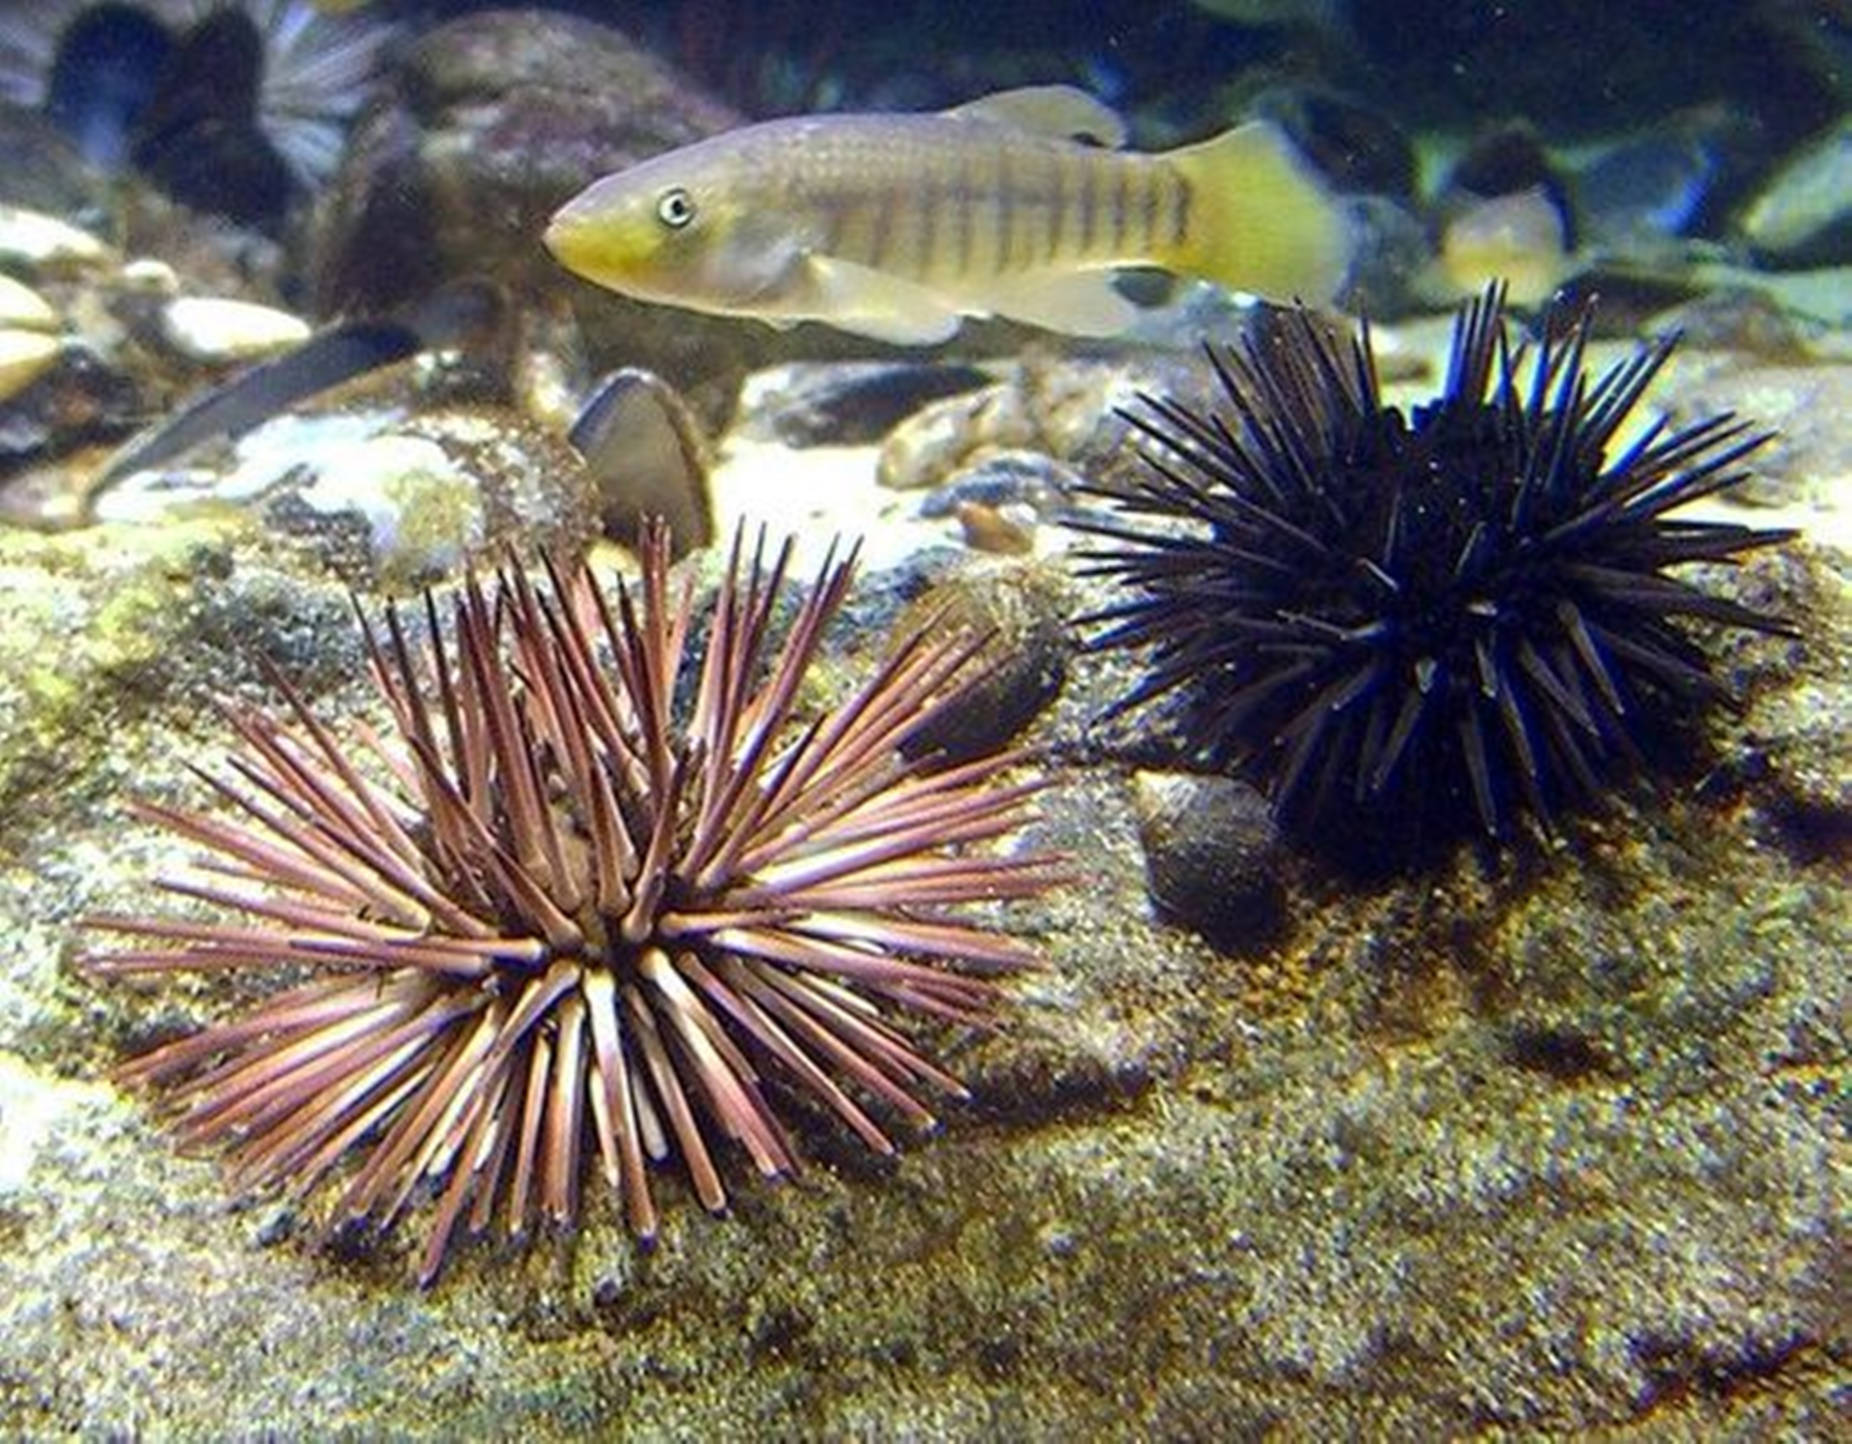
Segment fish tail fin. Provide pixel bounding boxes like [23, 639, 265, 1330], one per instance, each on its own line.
[1165, 121, 1351, 303]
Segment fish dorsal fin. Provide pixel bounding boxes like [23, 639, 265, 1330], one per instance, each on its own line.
[797, 255, 964, 345]
[943, 85, 1127, 147]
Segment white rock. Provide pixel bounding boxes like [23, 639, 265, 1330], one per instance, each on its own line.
[90, 409, 397, 520]
[1741, 116, 1852, 257]
[0, 274, 58, 332]
[0, 328, 60, 400]
[0, 205, 109, 270]
[117, 257, 181, 296]
[158, 296, 312, 364]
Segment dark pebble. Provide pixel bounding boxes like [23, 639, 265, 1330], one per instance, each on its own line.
[917, 449, 1081, 521]
[740, 361, 992, 447]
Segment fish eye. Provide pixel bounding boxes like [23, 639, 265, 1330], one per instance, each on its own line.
[656, 187, 696, 229]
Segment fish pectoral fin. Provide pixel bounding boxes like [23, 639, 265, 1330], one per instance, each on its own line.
[800, 255, 965, 345]
[943, 84, 1127, 148]
[977, 270, 1139, 337]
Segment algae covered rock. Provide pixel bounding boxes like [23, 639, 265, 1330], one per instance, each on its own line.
[0, 307, 1845, 1440]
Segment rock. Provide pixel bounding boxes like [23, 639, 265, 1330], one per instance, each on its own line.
[1734, 545, 1852, 864]
[876, 381, 1040, 492]
[1655, 356, 1852, 525]
[153, 296, 312, 366]
[1644, 287, 1815, 361]
[953, 499, 1036, 554]
[0, 522, 364, 844]
[0, 202, 110, 272]
[1740, 115, 1852, 266]
[1131, 770, 1289, 955]
[917, 450, 1082, 523]
[734, 361, 993, 447]
[0, 275, 57, 332]
[91, 401, 598, 590]
[259, 429, 489, 589]
[310, 10, 739, 316]
[0, 341, 144, 471]
[0, 470, 1843, 1434]
[914, 449, 1085, 556]
[0, 108, 112, 217]
[0, 329, 59, 400]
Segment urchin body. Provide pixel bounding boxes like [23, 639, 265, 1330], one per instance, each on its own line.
[89, 526, 1053, 1284]
[1081, 288, 1794, 854]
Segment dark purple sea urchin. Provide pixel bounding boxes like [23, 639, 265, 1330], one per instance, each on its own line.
[1078, 287, 1796, 860]
[87, 525, 1055, 1284]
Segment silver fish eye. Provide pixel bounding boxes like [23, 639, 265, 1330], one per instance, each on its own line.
[656, 187, 696, 229]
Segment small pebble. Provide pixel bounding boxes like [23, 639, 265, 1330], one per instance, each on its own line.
[876, 382, 1038, 492]
[0, 204, 109, 271]
[955, 500, 1035, 555]
[0, 275, 58, 332]
[157, 297, 313, 365]
[918, 449, 1079, 521]
[118, 258, 181, 296]
[0, 329, 62, 401]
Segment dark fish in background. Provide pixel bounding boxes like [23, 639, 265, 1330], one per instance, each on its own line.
[0, 0, 395, 225]
[131, 7, 292, 226]
[40, 1, 171, 171]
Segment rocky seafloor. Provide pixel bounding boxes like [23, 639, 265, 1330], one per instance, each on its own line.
[0, 4, 1848, 1438]
[0, 311, 1846, 1438]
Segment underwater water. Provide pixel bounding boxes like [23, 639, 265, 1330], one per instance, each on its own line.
[0, 1, 1845, 1438]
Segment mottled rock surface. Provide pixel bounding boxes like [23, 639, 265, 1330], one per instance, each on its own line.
[0, 323, 1845, 1440]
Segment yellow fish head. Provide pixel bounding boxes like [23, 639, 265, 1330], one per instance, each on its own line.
[544, 145, 800, 317]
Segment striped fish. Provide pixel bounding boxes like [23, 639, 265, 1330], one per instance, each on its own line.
[544, 85, 1350, 345]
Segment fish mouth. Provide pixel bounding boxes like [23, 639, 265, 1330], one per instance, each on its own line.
[541, 207, 592, 272]
[541, 194, 630, 286]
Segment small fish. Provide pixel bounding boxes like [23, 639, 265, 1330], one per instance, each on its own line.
[1435, 185, 1572, 308]
[544, 85, 1350, 345]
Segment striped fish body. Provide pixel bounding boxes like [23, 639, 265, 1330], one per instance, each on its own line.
[705, 114, 1193, 286]
[545, 86, 1348, 344]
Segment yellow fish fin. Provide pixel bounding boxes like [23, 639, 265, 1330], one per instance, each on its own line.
[799, 255, 964, 345]
[943, 85, 1127, 148]
[1164, 120, 1352, 303]
[976, 270, 1139, 337]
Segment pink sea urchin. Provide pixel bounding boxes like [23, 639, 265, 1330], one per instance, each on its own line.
[88, 524, 1056, 1284]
